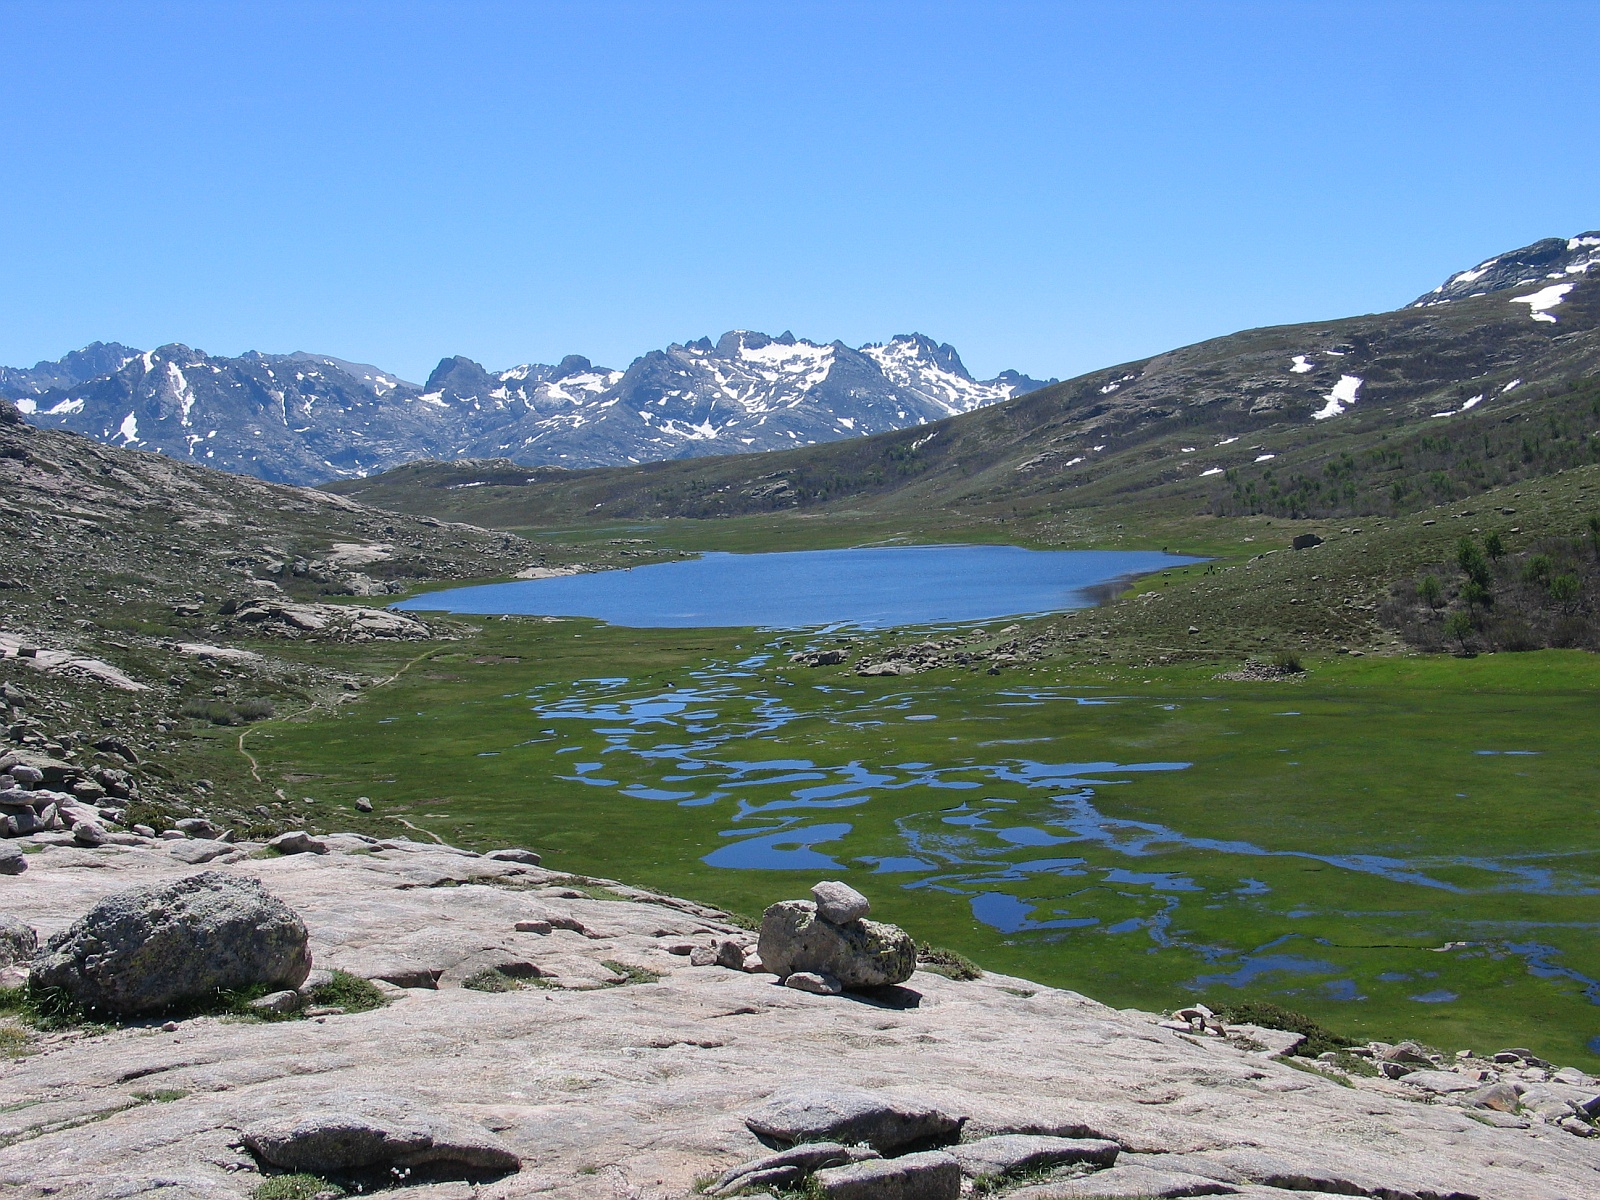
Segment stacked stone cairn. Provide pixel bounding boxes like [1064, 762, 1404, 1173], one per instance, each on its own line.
[757, 880, 916, 995]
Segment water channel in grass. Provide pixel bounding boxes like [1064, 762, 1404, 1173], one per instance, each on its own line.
[393, 544, 1204, 627]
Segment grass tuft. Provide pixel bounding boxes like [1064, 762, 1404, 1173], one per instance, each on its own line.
[916, 943, 983, 981]
[600, 960, 663, 986]
[253, 1174, 346, 1200]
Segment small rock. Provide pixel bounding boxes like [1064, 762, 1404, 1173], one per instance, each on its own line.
[1464, 1082, 1521, 1112]
[484, 847, 541, 865]
[514, 919, 554, 935]
[0, 914, 37, 968]
[745, 1089, 964, 1153]
[1399, 1069, 1478, 1094]
[742, 948, 766, 973]
[785, 971, 843, 995]
[72, 820, 107, 848]
[949, 1135, 1119, 1179]
[709, 1143, 881, 1197]
[9, 765, 43, 787]
[267, 830, 327, 855]
[354, 796, 374, 812]
[132, 824, 156, 837]
[162, 1020, 179, 1032]
[158, 829, 187, 841]
[169, 840, 239, 865]
[0, 842, 26, 875]
[297, 968, 336, 996]
[689, 944, 719, 967]
[1559, 1117, 1596, 1137]
[248, 989, 304, 1015]
[811, 880, 871, 924]
[174, 817, 228, 840]
[813, 1149, 960, 1200]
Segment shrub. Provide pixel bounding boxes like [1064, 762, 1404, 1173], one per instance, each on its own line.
[1271, 650, 1304, 674]
[1417, 574, 1442, 609]
[1210, 1000, 1354, 1057]
[916, 943, 984, 981]
[1444, 610, 1474, 651]
[305, 970, 389, 1013]
[254, 1175, 346, 1200]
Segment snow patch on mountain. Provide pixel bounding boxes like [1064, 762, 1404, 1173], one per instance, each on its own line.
[1312, 375, 1363, 421]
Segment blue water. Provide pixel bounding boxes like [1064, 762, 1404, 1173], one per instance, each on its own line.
[393, 544, 1203, 628]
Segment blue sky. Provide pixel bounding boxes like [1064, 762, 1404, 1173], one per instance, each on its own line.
[2, 2, 1595, 384]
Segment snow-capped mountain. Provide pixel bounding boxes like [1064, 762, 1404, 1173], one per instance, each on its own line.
[1411, 231, 1600, 307]
[1, 332, 1052, 485]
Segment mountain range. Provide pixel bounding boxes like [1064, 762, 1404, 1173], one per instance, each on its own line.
[327, 230, 1600, 527]
[0, 331, 1052, 486]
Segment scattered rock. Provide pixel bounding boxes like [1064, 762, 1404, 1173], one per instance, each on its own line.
[248, 989, 304, 1015]
[784, 970, 843, 995]
[355, 795, 374, 813]
[790, 648, 849, 667]
[29, 871, 312, 1016]
[484, 847, 541, 865]
[759, 898, 916, 989]
[71, 819, 107, 847]
[168, 839, 239, 865]
[744, 1089, 964, 1153]
[267, 830, 328, 855]
[0, 914, 37, 985]
[813, 1149, 961, 1200]
[857, 660, 919, 676]
[174, 817, 229, 840]
[949, 1135, 1119, 1179]
[811, 880, 871, 924]
[1464, 1082, 1522, 1113]
[1398, 1069, 1479, 1093]
[0, 842, 25, 874]
[708, 1143, 881, 1197]
[1009, 1163, 1236, 1198]
[241, 1095, 520, 1181]
[1292, 533, 1324, 550]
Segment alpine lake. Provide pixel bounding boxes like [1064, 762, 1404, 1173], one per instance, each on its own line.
[251, 542, 1600, 1068]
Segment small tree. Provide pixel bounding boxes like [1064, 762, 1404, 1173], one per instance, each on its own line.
[1461, 579, 1493, 613]
[1522, 554, 1553, 586]
[1456, 537, 1492, 587]
[1549, 573, 1581, 608]
[1484, 530, 1506, 561]
[1418, 574, 1442, 609]
[1588, 515, 1600, 558]
[1444, 609, 1473, 652]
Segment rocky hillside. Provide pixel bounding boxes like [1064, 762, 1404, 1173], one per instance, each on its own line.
[0, 400, 675, 831]
[0, 332, 1051, 485]
[3, 838, 1598, 1199]
[325, 230, 1600, 527]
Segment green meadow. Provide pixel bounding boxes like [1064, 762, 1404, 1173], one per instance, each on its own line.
[251, 616, 1600, 1069]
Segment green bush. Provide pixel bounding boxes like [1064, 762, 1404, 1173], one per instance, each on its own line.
[305, 970, 389, 1013]
[1271, 649, 1304, 674]
[253, 1175, 345, 1200]
[1210, 1000, 1355, 1057]
[916, 943, 984, 981]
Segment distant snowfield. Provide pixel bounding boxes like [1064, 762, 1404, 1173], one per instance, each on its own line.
[1511, 283, 1574, 323]
[1312, 374, 1363, 421]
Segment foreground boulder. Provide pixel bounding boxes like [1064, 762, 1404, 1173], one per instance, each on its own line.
[758, 896, 915, 988]
[29, 872, 311, 1016]
[0, 914, 36, 987]
[242, 1093, 520, 1182]
[745, 1089, 964, 1153]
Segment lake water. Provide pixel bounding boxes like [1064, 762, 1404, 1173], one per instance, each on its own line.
[394, 544, 1204, 628]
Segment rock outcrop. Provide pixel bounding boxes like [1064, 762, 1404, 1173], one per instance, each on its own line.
[0, 838, 1598, 1200]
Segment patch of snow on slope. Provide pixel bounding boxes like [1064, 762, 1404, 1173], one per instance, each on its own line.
[45, 397, 84, 415]
[1290, 355, 1314, 374]
[13, 398, 36, 414]
[117, 413, 139, 443]
[1312, 375, 1363, 421]
[168, 362, 197, 426]
[1450, 259, 1498, 286]
[1511, 283, 1574, 323]
[1201, 466, 1224, 476]
[1502, 379, 1521, 392]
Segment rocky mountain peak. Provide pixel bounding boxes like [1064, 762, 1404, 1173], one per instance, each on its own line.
[1412, 230, 1600, 307]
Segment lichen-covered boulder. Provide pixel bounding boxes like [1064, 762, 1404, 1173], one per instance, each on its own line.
[29, 871, 311, 1016]
[758, 899, 915, 989]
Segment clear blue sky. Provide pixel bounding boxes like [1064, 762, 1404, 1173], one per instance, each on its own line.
[2, 2, 1595, 384]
